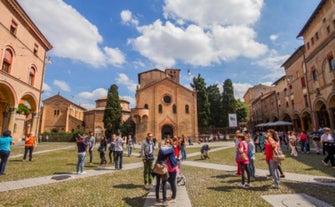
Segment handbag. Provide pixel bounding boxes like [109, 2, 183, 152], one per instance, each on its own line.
[273, 147, 285, 162]
[152, 162, 168, 175]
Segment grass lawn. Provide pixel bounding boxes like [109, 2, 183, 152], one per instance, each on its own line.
[1, 142, 335, 206]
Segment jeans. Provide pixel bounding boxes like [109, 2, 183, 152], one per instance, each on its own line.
[143, 159, 154, 185]
[168, 171, 177, 199]
[239, 162, 250, 185]
[23, 146, 34, 161]
[269, 160, 280, 186]
[89, 147, 93, 163]
[109, 150, 115, 163]
[76, 152, 86, 173]
[181, 147, 187, 160]
[248, 159, 255, 177]
[155, 175, 167, 201]
[128, 147, 132, 156]
[114, 151, 123, 169]
[100, 151, 106, 164]
[0, 150, 10, 174]
[324, 143, 335, 166]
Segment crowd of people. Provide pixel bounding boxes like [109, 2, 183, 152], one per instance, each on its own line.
[234, 126, 335, 189]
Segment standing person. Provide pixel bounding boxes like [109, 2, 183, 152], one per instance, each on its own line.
[310, 127, 322, 155]
[265, 129, 281, 188]
[0, 130, 15, 175]
[180, 135, 187, 161]
[23, 132, 36, 161]
[254, 132, 262, 153]
[246, 135, 256, 178]
[236, 134, 251, 188]
[141, 132, 155, 189]
[87, 131, 96, 165]
[297, 131, 308, 153]
[172, 136, 180, 160]
[288, 131, 298, 157]
[108, 134, 116, 164]
[75, 134, 88, 174]
[98, 135, 107, 165]
[321, 127, 335, 167]
[127, 135, 133, 157]
[114, 132, 124, 170]
[234, 131, 241, 176]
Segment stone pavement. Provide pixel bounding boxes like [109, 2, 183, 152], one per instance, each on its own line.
[1, 141, 335, 206]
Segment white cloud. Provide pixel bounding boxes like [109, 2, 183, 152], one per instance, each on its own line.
[270, 34, 278, 41]
[233, 83, 253, 101]
[18, 0, 125, 68]
[53, 80, 70, 92]
[252, 50, 289, 79]
[163, 0, 263, 27]
[116, 73, 137, 92]
[42, 83, 52, 92]
[77, 88, 107, 100]
[104, 47, 126, 67]
[120, 10, 139, 26]
[128, 0, 267, 67]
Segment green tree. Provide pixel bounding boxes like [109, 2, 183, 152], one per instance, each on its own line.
[236, 99, 248, 123]
[103, 84, 122, 137]
[191, 74, 210, 128]
[207, 84, 223, 127]
[222, 79, 237, 127]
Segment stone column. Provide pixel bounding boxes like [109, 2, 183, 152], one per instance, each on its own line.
[31, 113, 39, 136]
[7, 108, 16, 133]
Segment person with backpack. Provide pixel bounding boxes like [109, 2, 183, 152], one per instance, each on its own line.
[141, 132, 155, 189]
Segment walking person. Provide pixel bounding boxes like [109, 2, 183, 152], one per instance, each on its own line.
[75, 134, 88, 174]
[127, 135, 133, 157]
[0, 130, 15, 175]
[321, 127, 335, 167]
[288, 131, 298, 157]
[180, 135, 187, 161]
[141, 132, 155, 189]
[246, 135, 256, 178]
[23, 132, 36, 161]
[310, 127, 322, 155]
[236, 134, 251, 188]
[87, 131, 96, 165]
[114, 132, 124, 170]
[108, 134, 116, 164]
[265, 129, 281, 188]
[98, 135, 107, 165]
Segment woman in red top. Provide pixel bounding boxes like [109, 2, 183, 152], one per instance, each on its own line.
[264, 129, 280, 188]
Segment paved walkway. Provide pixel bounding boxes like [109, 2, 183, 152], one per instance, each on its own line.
[1, 142, 335, 207]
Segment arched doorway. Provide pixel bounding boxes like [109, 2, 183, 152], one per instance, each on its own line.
[301, 111, 312, 131]
[161, 125, 174, 140]
[315, 101, 330, 128]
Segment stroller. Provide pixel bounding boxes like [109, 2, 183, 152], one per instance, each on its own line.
[200, 144, 210, 159]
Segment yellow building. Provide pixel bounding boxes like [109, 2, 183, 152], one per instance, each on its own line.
[130, 68, 198, 142]
[0, 0, 52, 140]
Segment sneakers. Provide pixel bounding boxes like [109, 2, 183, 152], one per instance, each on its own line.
[167, 197, 176, 203]
[237, 183, 245, 188]
[280, 174, 285, 178]
[271, 184, 280, 189]
[322, 160, 329, 166]
[244, 183, 252, 188]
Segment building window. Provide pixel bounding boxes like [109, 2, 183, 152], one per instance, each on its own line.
[291, 100, 294, 110]
[158, 104, 162, 113]
[315, 32, 319, 40]
[10, 20, 18, 35]
[327, 52, 335, 70]
[28, 67, 36, 86]
[304, 95, 308, 107]
[144, 104, 148, 109]
[311, 37, 314, 45]
[301, 77, 306, 88]
[286, 101, 289, 107]
[284, 88, 288, 96]
[163, 95, 172, 104]
[173, 104, 177, 114]
[306, 42, 310, 50]
[2, 49, 13, 73]
[312, 67, 318, 81]
[33, 44, 38, 56]
[185, 105, 189, 114]
[54, 110, 60, 116]
[327, 25, 331, 34]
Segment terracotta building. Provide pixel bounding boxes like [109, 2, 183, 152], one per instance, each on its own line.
[40, 94, 86, 133]
[245, 0, 335, 131]
[130, 68, 198, 142]
[0, 0, 52, 140]
[84, 97, 131, 138]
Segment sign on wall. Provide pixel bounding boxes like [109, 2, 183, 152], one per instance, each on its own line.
[228, 113, 237, 127]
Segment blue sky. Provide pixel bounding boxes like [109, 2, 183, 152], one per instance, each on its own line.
[17, 0, 320, 109]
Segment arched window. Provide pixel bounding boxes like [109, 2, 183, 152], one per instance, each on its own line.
[144, 104, 148, 109]
[2, 49, 13, 73]
[28, 66, 36, 86]
[173, 104, 177, 114]
[185, 105, 189, 114]
[158, 104, 162, 113]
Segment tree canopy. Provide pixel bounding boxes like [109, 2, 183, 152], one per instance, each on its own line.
[103, 84, 122, 137]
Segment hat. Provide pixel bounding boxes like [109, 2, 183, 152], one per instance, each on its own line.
[323, 127, 330, 131]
